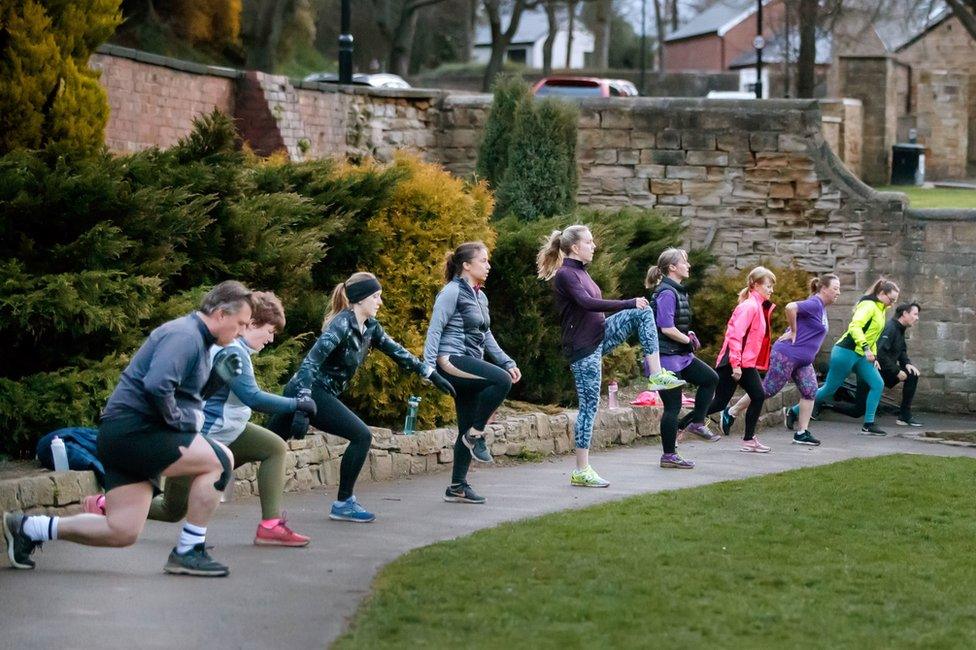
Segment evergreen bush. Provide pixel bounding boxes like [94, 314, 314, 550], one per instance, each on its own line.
[475, 74, 531, 190]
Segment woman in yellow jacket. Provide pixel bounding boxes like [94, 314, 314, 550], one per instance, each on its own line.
[785, 278, 899, 435]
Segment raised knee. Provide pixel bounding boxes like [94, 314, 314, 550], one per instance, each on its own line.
[107, 528, 140, 547]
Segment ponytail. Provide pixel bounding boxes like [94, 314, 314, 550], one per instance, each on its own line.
[444, 241, 487, 283]
[322, 271, 376, 330]
[867, 277, 899, 299]
[809, 272, 839, 294]
[535, 224, 590, 280]
[738, 266, 776, 302]
[645, 247, 688, 288]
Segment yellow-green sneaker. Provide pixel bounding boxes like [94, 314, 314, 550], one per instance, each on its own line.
[647, 369, 686, 391]
[570, 465, 610, 488]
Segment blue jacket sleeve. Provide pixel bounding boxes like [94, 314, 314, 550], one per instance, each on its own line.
[224, 351, 297, 415]
[143, 331, 203, 432]
[423, 283, 459, 367]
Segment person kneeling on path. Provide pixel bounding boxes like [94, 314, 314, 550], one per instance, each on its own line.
[828, 302, 923, 428]
[729, 273, 841, 447]
[424, 242, 521, 505]
[137, 292, 317, 547]
[538, 225, 686, 488]
[269, 272, 455, 523]
[4, 281, 253, 576]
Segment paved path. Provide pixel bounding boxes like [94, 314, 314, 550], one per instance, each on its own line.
[2, 412, 974, 649]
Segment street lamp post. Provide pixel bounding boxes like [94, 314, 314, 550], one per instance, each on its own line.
[339, 0, 353, 84]
[753, 0, 764, 98]
[640, 0, 647, 95]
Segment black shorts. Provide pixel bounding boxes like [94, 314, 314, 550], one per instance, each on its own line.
[98, 415, 198, 493]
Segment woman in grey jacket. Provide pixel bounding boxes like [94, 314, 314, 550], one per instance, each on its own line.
[424, 242, 521, 504]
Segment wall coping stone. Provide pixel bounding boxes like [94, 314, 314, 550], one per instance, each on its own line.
[95, 44, 244, 79]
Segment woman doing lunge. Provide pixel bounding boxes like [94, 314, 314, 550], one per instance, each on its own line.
[424, 242, 520, 505]
[708, 267, 777, 453]
[784, 278, 899, 436]
[537, 226, 686, 488]
[727, 273, 841, 447]
[646, 248, 720, 470]
[270, 273, 455, 523]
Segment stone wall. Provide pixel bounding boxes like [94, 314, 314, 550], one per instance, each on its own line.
[915, 70, 970, 180]
[819, 99, 863, 180]
[836, 56, 898, 185]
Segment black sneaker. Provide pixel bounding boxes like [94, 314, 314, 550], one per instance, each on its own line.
[462, 432, 493, 463]
[443, 482, 486, 504]
[792, 430, 821, 446]
[896, 415, 922, 427]
[783, 406, 798, 431]
[164, 543, 229, 577]
[859, 422, 887, 436]
[3, 512, 41, 570]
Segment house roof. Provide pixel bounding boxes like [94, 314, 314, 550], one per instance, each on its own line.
[474, 6, 592, 47]
[665, 0, 771, 42]
[728, 30, 833, 68]
[893, 6, 952, 51]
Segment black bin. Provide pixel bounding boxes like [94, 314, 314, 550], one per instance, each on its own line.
[891, 143, 925, 185]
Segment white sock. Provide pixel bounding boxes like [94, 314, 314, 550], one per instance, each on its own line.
[177, 522, 206, 554]
[23, 515, 59, 542]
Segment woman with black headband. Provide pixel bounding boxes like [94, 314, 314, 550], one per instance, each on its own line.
[271, 272, 455, 523]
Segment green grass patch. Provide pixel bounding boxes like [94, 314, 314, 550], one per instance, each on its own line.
[875, 185, 976, 209]
[335, 455, 976, 648]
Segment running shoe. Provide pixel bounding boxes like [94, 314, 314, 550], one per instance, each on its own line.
[646, 370, 687, 392]
[859, 422, 887, 436]
[720, 407, 736, 436]
[792, 430, 821, 446]
[164, 543, 229, 577]
[683, 422, 721, 442]
[3, 512, 41, 570]
[443, 482, 486, 504]
[570, 466, 610, 488]
[329, 496, 376, 522]
[254, 516, 310, 547]
[896, 415, 922, 427]
[660, 452, 695, 469]
[740, 437, 771, 453]
[82, 494, 106, 515]
[462, 432, 494, 463]
[783, 406, 798, 432]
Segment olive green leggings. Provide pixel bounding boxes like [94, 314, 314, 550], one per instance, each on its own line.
[148, 422, 287, 522]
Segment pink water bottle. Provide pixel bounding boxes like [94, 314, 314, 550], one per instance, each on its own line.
[608, 381, 619, 409]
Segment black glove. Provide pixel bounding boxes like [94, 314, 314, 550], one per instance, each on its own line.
[201, 349, 245, 399]
[295, 394, 317, 417]
[429, 371, 456, 397]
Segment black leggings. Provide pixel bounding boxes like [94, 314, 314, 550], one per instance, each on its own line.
[659, 356, 719, 453]
[440, 355, 512, 484]
[308, 387, 372, 501]
[707, 365, 764, 439]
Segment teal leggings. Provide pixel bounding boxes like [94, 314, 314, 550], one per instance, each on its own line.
[791, 345, 884, 424]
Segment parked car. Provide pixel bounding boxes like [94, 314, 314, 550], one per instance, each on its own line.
[302, 72, 411, 89]
[532, 76, 639, 98]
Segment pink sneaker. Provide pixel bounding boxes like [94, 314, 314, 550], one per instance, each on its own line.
[254, 516, 310, 547]
[740, 438, 771, 453]
[82, 494, 106, 515]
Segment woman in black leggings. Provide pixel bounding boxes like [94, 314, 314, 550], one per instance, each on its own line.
[646, 248, 720, 470]
[424, 242, 521, 504]
[270, 272, 454, 522]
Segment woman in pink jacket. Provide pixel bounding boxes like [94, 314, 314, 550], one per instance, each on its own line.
[707, 267, 776, 452]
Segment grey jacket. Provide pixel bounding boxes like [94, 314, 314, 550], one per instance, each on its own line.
[101, 313, 214, 432]
[423, 277, 515, 369]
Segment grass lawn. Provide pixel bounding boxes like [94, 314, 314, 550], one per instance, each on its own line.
[875, 185, 976, 209]
[335, 455, 976, 649]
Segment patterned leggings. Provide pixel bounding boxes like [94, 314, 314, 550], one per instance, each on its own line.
[762, 348, 818, 400]
[569, 309, 659, 449]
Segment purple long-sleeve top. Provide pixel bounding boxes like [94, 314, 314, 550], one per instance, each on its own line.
[552, 258, 637, 362]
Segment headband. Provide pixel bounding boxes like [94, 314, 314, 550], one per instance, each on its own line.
[345, 277, 382, 304]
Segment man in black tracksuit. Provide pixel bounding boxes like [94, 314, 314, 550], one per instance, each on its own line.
[832, 302, 922, 426]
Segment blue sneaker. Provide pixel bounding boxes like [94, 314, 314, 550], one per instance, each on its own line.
[720, 407, 735, 436]
[329, 496, 375, 523]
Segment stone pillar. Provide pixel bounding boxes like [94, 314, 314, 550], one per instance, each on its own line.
[916, 69, 970, 180]
[837, 56, 897, 185]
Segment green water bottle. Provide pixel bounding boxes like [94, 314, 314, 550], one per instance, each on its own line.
[403, 395, 421, 435]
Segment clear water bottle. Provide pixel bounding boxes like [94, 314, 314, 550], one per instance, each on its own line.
[403, 395, 421, 435]
[290, 388, 312, 439]
[608, 381, 619, 409]
[51, 435, 69, 472]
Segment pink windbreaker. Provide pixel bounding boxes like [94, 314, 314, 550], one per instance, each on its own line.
[716, 289, 776, 371]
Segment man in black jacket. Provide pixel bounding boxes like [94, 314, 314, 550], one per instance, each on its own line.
[830, 302, 922, 426]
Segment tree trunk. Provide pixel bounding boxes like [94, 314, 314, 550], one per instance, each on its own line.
[783, 0, 793, 97]
[565, 0, 577, 68]
[796, 0, 817, 98]
[246, 0, 290, 71]
[388, 7, 420, 75]
[670, 0, 678, 32]
[543, 0, 558, 75]
[481, 0, 527, 91]
[464, 0, 479, 61]
[946, 0, 976, 41]
[654, 0, 665, 71]
[592, 0, 611, 69]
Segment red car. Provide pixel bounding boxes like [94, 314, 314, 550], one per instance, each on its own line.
[531, 76, 640, 98]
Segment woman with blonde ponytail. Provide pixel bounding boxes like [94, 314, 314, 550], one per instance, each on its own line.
[727, 273, 841, 446]
[272, 272, 455, 523]
[707, 266, 777, 452]
[539, 226, 686, 488]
